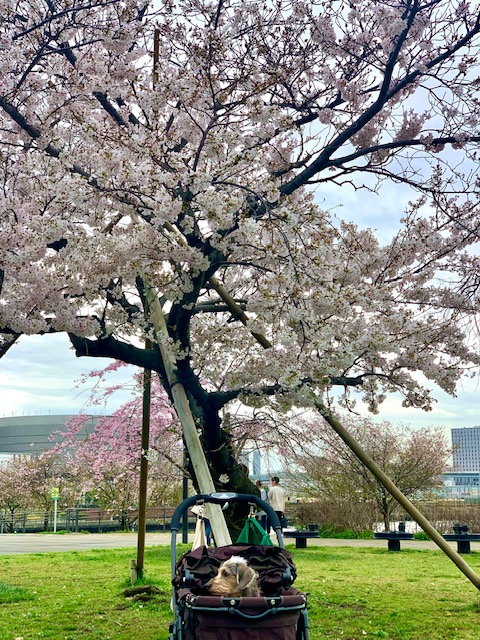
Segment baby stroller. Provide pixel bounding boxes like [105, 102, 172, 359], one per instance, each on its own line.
[169, 492, 310, 640]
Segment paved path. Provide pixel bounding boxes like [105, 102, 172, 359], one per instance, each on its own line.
[0, 532, 479, 554]
[0, 532, 174, 554]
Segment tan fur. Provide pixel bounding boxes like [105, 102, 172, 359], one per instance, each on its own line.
[207, 556, 260, 597]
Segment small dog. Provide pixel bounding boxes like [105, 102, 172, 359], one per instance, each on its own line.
[207, 556, 260, 597]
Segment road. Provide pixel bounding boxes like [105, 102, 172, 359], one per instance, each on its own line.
[0, 532, 479, 554]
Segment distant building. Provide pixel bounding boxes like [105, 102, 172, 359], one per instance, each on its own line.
[252, 450, 262, 477]
[443, 471, 480, 500]
[451, 426, 480, 472]
[0, 415, 99, 457]
[239, 447, 284, 481]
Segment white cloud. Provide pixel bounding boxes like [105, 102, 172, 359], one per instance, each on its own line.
[0, 333, 137, 418]
[353, 380, 480, 443]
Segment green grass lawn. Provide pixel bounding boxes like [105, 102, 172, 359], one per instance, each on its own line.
[0, 544, 479, 640]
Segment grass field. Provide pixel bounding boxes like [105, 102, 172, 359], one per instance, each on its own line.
[0, 543, 479, 640]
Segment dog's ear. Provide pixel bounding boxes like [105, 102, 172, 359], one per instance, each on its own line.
[236, 563, 256, 591]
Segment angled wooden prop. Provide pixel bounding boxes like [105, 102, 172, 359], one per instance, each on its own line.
[141, 208, 480, 588]
[203, 270, 480, 591]
[144, 283, 231, 547]
[315, 400, 480, 590]
[100, 235, 231, 542]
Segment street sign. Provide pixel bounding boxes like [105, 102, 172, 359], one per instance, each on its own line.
[51, 487, 59, 500]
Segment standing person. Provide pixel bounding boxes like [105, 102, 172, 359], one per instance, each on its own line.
[268, 476, 286, 532]
[255, 480, 268, 531]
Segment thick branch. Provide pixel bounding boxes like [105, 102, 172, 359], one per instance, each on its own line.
[320, 134, 480, 171]
[280, 6, 480, 196]
[209, 375, 365, 410]
[68, 333, 161, 372]
[0, 333, 21, 358]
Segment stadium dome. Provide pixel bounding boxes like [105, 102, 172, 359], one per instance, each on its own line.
[0, 415, 99, 456]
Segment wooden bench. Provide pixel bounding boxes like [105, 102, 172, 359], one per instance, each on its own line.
[283, 531, 320, 548]
[374, 531, 414, 551]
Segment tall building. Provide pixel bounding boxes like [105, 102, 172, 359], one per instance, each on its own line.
[451, 426, 480, 472]
[252, 450, 262, 477]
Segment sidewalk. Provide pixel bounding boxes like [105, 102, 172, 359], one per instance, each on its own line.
[0, 532, 479, 554]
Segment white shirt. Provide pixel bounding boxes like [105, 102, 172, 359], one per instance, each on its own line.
[268, 485, 285, 512]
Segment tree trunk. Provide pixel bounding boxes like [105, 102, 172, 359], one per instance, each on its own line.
[384, 514, 390, 532]
[7, 510, 15, 533]
[188, 415, 258, 539]
[381, 495, 390, 531]
[69, 333, 259, 538]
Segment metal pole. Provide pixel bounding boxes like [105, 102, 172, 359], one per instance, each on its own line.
[182, 448, 189, 543]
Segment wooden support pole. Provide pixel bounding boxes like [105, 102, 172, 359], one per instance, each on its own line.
[144, 284, 231, 547]
[207, 275, 272, 349]
[315, 400, 480, 591]
[195, 266, 480, 590]
[112, 215, 231, 543]
[135, 338, 153, 580]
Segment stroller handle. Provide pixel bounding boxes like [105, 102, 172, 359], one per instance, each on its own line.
[170, 492, 284, 546]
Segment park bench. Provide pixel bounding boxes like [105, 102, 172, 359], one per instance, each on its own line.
[374, 523, 414, 551]
[283, 530, 320, 548]
[443, 524, 480, 554]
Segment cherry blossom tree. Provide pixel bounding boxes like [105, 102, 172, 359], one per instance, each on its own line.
[281, 414, 450, 530]
[51, 369, 183, 527]
[0, 0, 479, 495]
[0, 452, 79, 530]
[0, 456, 32, 532]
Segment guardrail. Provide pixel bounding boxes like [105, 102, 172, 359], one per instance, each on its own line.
[0, 507, 193, 533]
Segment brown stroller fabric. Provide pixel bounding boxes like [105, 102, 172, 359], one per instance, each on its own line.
[180, 594, 306, 640]
[173, 543, 298, 596]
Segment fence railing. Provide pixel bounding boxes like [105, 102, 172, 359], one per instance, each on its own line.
[5, 499, 478, 535]
[0, 506, 193, 534]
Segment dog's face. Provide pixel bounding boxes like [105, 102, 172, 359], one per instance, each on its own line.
[207, 556, 259, 597]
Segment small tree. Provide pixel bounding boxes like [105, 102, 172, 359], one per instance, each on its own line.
[0, 457, 31, 532]
[15, 452, 80, 530]
[285, 415, 450, 531]
[52, 371, 183, 528]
